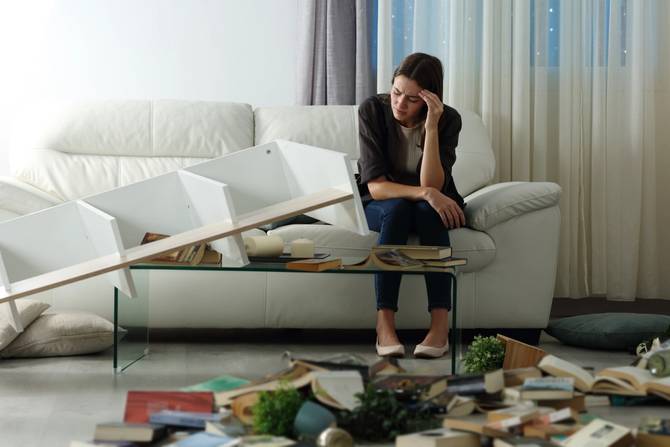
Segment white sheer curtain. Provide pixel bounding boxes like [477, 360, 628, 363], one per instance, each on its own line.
[377, 0, 669, 301]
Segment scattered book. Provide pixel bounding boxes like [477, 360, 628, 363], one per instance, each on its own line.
[563, 418, 634, 447]
[123, 391, 214, 424]
[486, 405, 546, 424]
[372, 374, 447, 402]
[310, 370, 365, 410]
[93, 422, 166, 443]
[288, 355, 402, 382]
[442, 414, 511, 438]
[375, 244, 452, 260]
[180, 374, 250, 393]
[214, 362, 320, 406]
[539, 355, 670, 399]
[446, 369, 505, 396]
[396, 427, 480, 447]
[497, 334, 547, 370]
[637, 417, 670, 447]
[520, 377, 575, 400]
[493, 437, 558, 447]
[285, 256, 342, 272]
[503, 366, 543, 388]
[140, 232, 221, 266]
[168, 431, 235, 447]
[523, 422, 582, 440]
[148, 409, 230, 429]
[231, 435, 296, 446]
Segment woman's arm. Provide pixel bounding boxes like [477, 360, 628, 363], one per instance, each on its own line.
[418, 90, 445, 190]
[368, 176, 427, 201]
[368, 176, 465, 228]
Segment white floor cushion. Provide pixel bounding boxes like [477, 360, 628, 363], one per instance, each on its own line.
[0, 299, 50, 351]
[1, 311, 115, 358]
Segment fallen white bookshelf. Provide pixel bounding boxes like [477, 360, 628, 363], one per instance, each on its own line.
[0, 140, 368, 330]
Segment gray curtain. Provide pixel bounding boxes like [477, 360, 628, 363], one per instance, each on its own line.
[296, 0, 375, 105]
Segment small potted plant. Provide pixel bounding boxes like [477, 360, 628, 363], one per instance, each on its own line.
[462, 335, 505, 374]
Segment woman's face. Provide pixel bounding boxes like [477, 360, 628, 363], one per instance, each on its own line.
[391, 75, 425, 127]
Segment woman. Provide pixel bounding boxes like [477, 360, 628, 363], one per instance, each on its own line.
[357, 52, 466, 358]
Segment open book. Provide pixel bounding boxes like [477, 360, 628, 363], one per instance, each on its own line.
[538, 354, 670, 399]
[140, 232, 221, 266]
[344, 248, 466, 271]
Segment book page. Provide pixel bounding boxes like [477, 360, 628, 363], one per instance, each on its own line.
[538, 355, 595, 391]
[646, 375, 670, 396]
[312, 371, 364, 411]
[597, 366, 653, 391]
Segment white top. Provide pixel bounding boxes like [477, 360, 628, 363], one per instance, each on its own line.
[397, 122, 424, 175]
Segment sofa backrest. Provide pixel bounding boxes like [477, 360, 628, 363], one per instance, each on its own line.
[254, 105, 495, 197]
[10, 100, 253, 200]
[10, 99, 495, 202]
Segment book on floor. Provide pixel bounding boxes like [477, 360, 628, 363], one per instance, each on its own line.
[563, 418, 634, 447]
[167, 431, 235, 447]
[180, 374, 251, 393]
[214, 361, 321, 406]
[520, 377, 575, 400]
[503, 366, 543, 387]
[446, 369, 505, 396]
[636, 418, 670, 447]
[538, 355, 670, 399]
[493, 437, 559, 447]
[288, 354, 402, 382]
[123, 391, 214, 424]
[395, 427, 480, 447]
[497, 334, 547, 369]
[93, 422, 166, 443]
[372, 373, 448, 402]
[442, 414, 512, 438]
[148, 409, 230, 429]
[523, 422, 582, 441]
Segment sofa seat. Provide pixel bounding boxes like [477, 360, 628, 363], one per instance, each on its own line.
[267, 224, 496, 273]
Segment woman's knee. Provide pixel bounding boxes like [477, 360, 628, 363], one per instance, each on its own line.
[379, 198, 413, 224]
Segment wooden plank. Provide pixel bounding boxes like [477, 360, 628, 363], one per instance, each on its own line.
[0, 187, 353, 304]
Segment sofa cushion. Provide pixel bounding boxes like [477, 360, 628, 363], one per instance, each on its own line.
[12, 100, 253, 158]
[254, 106, 360, 161]
[465, 182, 562, 231]
[267, 224, 495, 272]
[10, 100, 255, 200]
[12, 150, 209, 201]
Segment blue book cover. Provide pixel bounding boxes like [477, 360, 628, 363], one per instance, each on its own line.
[174, 432, 234, 447]
[149, 410, 225, 429]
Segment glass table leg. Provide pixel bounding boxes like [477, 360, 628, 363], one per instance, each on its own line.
[113, 269, 150, 373]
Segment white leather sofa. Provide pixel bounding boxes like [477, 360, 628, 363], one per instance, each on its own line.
[1, 100, 561, 331]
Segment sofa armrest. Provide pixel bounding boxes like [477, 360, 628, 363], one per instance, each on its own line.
[464, 181, 561, 231]
[0, 176, 61, 216]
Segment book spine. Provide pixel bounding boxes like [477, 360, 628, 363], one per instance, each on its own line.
[148, 414, 208, 429]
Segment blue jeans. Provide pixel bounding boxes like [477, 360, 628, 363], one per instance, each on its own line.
[364, 198, 452, 312]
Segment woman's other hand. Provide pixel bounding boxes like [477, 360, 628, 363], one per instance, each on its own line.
[423, 187, 465, 228]
[419, 89, 443, 131]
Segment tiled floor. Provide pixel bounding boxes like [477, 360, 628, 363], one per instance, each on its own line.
[0, 333, 666, 447]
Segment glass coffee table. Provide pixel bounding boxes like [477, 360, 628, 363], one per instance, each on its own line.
[113, 257, 464, 374]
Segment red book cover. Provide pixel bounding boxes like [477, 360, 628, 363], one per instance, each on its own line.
[124, 391, 214, 423]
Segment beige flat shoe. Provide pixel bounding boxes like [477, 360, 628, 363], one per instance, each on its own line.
[376, 338, 405, 357]
[413, 342, 449, 359]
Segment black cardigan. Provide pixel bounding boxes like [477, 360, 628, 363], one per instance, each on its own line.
[356, 94, 465, 208]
